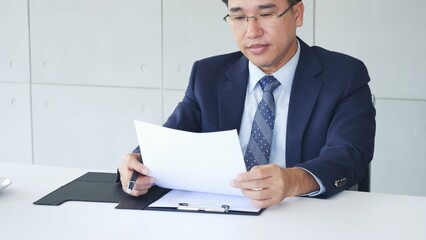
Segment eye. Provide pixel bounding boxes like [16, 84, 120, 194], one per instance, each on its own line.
[259, 13, 275, 19]
[230, 15, 246, 22]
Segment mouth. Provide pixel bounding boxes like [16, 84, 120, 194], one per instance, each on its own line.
[247, 44, 269, 55]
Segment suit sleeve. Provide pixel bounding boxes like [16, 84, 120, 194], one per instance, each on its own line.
[295, 60, 376, 198]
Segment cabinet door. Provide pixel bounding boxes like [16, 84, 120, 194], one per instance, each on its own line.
[32, 84, 163, 170]
[373, 99, 426, 197]
[30, 0, 162, 88]
[163, 90, 185, 123]
[315, 0, 426, 100]
[0, 83, 32, 164]
[0, 0, 29, 83]
[163, 0, 236, 90]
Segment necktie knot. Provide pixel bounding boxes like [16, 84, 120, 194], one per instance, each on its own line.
[259, 75, 280, 93]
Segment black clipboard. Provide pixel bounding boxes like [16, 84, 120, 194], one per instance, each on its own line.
[34, 172, 264, 216]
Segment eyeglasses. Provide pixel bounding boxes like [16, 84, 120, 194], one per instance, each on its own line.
[223, 2, 298, 28]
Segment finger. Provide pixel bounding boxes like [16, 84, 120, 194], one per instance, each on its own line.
[230, 177, 269, 190]
[119, 154, 137, 176]
[122, 184, 149, 197]
[236, 165, 272, 182]
[129, 189, 149, 197]
[118, 153, 151, 194]
[241, 181, 286, 208]
[242, 187, 272, 200]
[250, 198, 280, 208]
[131, 180, 154, 193]
[135, 174, 155, 187]
[125, 154, 150, 176]
[121, 175, 155, 196]
[242, 187, 285, 208]
[128, 174, 155, 193]
[120, 156, 150, 184]
[254, 188, 285, 207]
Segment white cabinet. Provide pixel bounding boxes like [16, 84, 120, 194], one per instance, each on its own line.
[32, 84, 163, 170]
[0, 0, 30, 83]
[0, 83, 32, 164]
[29, 0, 162, 88]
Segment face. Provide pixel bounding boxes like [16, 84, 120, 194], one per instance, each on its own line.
[226, 0, 304, 74]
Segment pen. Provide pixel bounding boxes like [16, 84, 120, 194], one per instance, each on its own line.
[126, 155, 143, 194]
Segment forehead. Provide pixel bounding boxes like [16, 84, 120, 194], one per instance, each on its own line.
[228, 0, 284, 12]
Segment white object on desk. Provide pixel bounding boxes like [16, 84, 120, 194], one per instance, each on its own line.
[134, 120, 246, 196]
[149, 189, 261, 213]
[0, 177, 12, 191]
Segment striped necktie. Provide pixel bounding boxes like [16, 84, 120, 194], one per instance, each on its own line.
[243, 75, 281, 171]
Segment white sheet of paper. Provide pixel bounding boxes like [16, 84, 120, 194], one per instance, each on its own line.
[134, 121, 246, 196]
[149, 189, 261, 213]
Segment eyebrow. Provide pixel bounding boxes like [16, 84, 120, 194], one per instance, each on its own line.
[258, 3, 277, 10]
[229, 3, 278, 13]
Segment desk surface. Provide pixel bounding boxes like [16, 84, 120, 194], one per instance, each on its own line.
[1, 162, 425, 240]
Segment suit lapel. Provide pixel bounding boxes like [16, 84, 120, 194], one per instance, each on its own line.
[218, 56, 249, 132]
[286, 40, 324, 167]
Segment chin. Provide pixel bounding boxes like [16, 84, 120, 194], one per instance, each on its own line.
[249, 59, 272, 68]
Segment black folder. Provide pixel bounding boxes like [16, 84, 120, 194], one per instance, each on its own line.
[34, 172, 264, 215]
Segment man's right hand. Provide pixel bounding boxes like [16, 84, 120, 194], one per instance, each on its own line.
[118, 153, 155, 196]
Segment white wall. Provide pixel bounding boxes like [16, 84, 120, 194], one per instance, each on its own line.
[0, 0, 425, 197]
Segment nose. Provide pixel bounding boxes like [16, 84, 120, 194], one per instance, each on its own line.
[245, 17, 263, 39]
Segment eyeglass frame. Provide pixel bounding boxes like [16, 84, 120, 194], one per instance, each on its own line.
[222, 1, 299, 25]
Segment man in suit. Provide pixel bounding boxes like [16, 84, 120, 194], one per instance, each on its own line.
[118, 0, 375, 208]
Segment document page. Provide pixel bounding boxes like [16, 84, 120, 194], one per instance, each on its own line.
[149, 189, 261, 213]
[134, 121, 247, 196]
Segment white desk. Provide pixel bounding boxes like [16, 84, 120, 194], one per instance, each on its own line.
[1, 162, 425, 240]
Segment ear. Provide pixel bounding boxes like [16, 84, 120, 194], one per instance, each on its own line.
[293, 1, 304, 27]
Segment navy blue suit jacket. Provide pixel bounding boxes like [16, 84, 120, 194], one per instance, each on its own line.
[161, 39, 376, 198]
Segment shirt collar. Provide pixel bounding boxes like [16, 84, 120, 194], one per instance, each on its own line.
[247, 40, 300, 95]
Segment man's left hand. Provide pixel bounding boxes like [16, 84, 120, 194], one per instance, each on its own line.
[230, 164, 319, 208]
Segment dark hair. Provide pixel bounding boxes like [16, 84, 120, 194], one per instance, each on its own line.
[221, 0, 301, 7]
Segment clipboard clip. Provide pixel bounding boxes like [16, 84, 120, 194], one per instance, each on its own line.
[177, 203, 230, 213]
